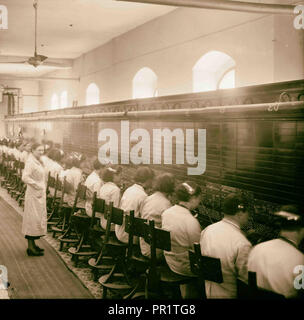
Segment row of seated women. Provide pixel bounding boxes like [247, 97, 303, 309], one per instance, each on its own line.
[1, 137, 304, 299]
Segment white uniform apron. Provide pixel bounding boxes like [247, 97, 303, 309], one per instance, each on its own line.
[22, 154, 47, 237]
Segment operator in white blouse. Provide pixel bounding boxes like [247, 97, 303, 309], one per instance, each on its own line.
[84, 159, 104, 217]
[98, 166, 122, 230]
[162, 181, 202, 299]
[47, 149, 64, 179]
[248, 205, 304, 299]
[200, 193, 252, 299]
[139, 173, 175, 259]
[115, 167, 154, 244]
[20, 142, 31, 163]
[60, 155, 84, 206]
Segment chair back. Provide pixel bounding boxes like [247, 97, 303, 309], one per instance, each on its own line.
[145, 220, 171, 268]
[237, 271, 285, 299]
[77, 183, 87, 201]
[125, 211, 147, 259]
[103, 202, 124, 242]
[70, 183, 87, 214]
[188, 242, 223, 298]
[189, 243, 223, 283]
[57, 177, 69, 206]
[125, 211, 147, 237]
[91, 192, 105, 227]
[47, 172, 56, 193]
[142, 220, 171, 294]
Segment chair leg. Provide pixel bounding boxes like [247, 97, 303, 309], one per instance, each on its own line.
[93, 269, 99, 282]
[102, 287, 107, 299]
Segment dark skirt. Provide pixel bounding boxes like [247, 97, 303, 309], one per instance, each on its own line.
[25, 235, 43, 240]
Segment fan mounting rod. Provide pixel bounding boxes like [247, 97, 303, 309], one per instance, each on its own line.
[33, 0, 38, 56]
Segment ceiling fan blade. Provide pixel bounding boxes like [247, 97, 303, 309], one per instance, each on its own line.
[0, 61, 28, 64]
[28, 54, 48, 67]
[42, 61, 72, 68]
[35, 54, 48, 62]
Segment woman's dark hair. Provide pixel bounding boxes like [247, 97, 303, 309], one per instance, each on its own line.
[93, 159, 103, 170]
[154, 173, 175, 195]
[134, 167, 155, 184]
[63, 156, 74, 169]
[8, 141, 15, 148]
[175, 181, 201, 202]
[222, 194, 247, 216]
[71, 157, 81, 168]
[46, 140, 54, 149]
[69, 152, 86, 168]
[102, 166, 122, 183]
[31, 143, 43, 152]
[49, 148, 64, 162]
[54, 143, 61, 149]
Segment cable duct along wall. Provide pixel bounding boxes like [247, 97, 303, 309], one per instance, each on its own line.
[117, 0, 296, 15]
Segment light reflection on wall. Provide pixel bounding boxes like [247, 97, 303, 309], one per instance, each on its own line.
[193, 51, 236, 92]
[86, 83, 100, 106]
[132, 67, 158, 99]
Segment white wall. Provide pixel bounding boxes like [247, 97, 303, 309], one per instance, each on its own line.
[3, 7, 304, 113]
[0, 79, 40, 113]
[0, 79, 40, 136]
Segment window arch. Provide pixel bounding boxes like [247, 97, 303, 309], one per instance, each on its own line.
[51, 93, 59, 110]
[60, 91, 68, 108]
[86, 83, 100, 106]
[192, 51, 235, 92]
[132, 67, 158, 99]
[218, 69, 235, 89]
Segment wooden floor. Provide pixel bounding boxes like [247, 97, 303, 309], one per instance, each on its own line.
[0, 196, 93, 299]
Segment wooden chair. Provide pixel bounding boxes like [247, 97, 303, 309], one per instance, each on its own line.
[7, 160, 20, 195]
[51, 177, 74, 238]
[88, 202, 127, 282]
[188, 242, 223, 299]
[58, 183, 88, 251]
[3, 156, 16, 190]
[237, 272, 285, 300]
[10, 161, 25, 200]
[46, 172, 57, 212]
[68, 193, 106, 267]
[47, 174, 62, 230]
[145, 220, 195, 299]
[8, 160, 20, 196]
[98, 211, 149, 299]
[0, 154, 11, 187]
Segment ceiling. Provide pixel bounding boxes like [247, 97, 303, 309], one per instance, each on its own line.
[0, 0, 176, 77]
[0, 0, 296, 78]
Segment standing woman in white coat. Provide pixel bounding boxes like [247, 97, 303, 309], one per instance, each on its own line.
[22, 143, 47, 256]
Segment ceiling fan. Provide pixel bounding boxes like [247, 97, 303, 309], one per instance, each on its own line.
[0, 0, 71, 69]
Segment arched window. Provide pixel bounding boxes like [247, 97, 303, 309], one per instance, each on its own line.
[193, 51, 236, 92]
[218, 69, 235, 89]
[51, 93, 59, 110]
[60, 91, 68, 108]
[132, 67, 158, 99]
[86, 83, 100, 106]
